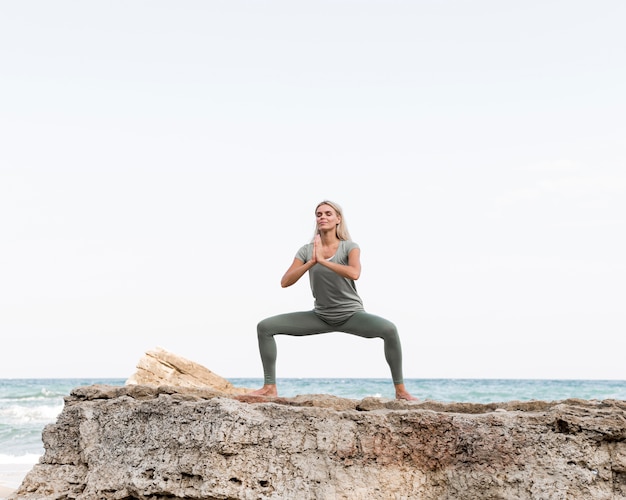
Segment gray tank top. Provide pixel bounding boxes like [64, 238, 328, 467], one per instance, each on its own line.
[295, 240, 364, 325]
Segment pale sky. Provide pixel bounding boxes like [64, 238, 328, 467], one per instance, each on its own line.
[1, 1, 625, 381]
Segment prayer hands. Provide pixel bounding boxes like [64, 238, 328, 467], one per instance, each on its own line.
[312, 233, 322, 263]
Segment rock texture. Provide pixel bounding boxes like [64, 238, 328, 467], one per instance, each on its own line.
[11, 384, 626, 500]
[126, 346, 251, 395]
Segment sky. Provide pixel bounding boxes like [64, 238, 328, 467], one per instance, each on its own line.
[1, 1, 625, 382]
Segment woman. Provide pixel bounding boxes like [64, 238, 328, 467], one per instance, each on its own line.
[251, 200, 417, 401]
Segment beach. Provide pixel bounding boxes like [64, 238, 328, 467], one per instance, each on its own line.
[0, 485, 14, 500]
[0, 463, 35, 499]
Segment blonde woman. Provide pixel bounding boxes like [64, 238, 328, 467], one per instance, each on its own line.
[251, 200, 417, 401]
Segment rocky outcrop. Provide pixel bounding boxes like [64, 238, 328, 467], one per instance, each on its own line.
[126, 346, 251, 395]
[11, 384, 626, 500]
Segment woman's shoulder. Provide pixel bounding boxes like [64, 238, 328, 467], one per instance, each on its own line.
[340, 240, 360, 252]
[295, 242, 313, 260]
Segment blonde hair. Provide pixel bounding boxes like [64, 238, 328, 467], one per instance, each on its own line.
[312, 200, 352, 241]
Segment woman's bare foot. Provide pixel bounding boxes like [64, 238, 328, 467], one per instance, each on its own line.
[395, 383, 419, 401]
[249, 384, 278, 397]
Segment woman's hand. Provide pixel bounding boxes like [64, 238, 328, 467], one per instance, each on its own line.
[312, 234, 322, 264]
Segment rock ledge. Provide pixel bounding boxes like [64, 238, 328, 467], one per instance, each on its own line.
[11, 383, 626, 500]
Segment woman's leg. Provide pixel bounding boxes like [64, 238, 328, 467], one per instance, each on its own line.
[339, 312, 417, 400]
[256, 311, 333, 386]
[340, 312, 404, 384]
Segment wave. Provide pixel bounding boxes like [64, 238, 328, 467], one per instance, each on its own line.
[0, 403, 63, 425]
[0, 453, 40, 465]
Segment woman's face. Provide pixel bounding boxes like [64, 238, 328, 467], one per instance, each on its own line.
[315, 204, 340, 232]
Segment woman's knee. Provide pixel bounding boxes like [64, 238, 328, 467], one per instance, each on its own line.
[257, 318, 275, 338]
[380, 321, 399, 342]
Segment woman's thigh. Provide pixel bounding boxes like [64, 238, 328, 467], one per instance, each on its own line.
[338, 311, 397, 339]
[258, 311, 335, 336]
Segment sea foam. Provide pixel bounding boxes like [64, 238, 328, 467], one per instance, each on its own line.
[0, 453, 40, 465]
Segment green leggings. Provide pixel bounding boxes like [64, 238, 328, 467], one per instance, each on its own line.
[257, 310, 404, 385]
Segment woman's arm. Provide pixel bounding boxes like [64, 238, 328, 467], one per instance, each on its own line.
[280, 258, 316, 288]
[316, 247, 361, 281]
